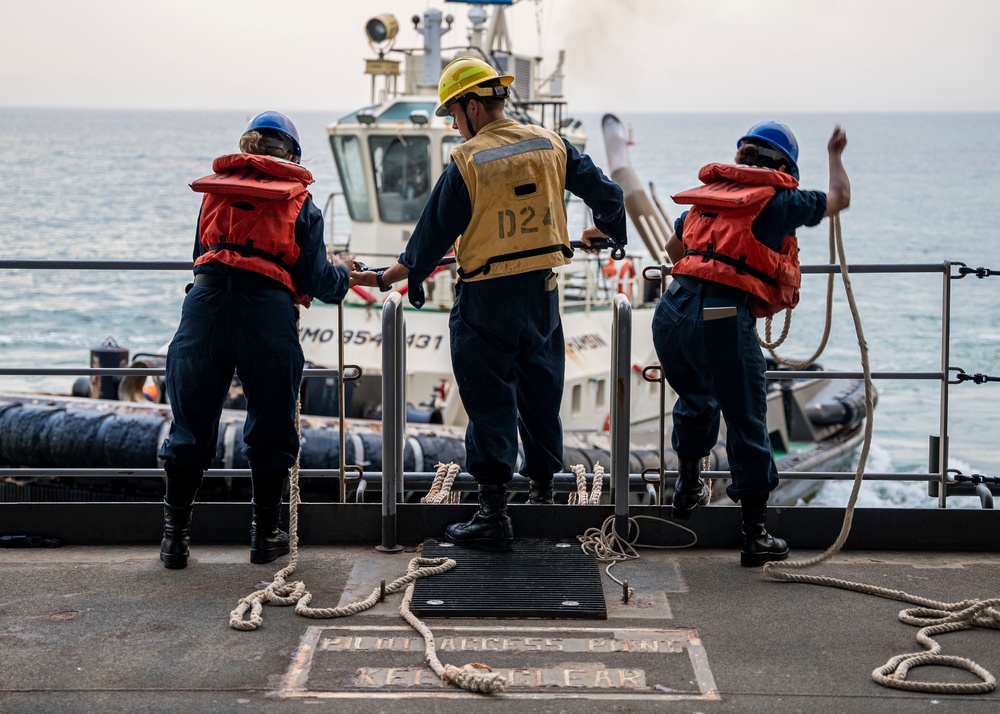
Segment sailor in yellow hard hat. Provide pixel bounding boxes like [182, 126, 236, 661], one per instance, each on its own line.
[433, 55, 514, 134]
[351, 56, 628, 550]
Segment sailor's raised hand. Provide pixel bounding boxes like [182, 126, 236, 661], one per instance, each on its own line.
[828, 125, 847, 156]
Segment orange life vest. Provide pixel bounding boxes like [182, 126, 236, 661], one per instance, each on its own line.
[671, 163, 801, 318]
[191, 153, 313, 307]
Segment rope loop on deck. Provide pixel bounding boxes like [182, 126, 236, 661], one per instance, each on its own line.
[228, 352, 503, 694]
[762, 214, 998, 694]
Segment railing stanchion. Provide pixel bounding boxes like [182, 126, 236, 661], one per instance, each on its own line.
[337, 303, 347, 504]
[377, 293, 404, 553]
[937, 262, 954, 508]
[610, 294, 632, 539]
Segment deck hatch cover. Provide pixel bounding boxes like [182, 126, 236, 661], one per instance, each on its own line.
[410, 539, 607, 619]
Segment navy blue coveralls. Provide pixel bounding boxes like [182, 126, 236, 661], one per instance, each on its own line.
[401, 139, 626, 486]
[158, 195, 350, 477]
[653, 188, 826, 503]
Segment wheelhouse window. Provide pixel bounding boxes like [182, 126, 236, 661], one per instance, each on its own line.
[330, 134, 371, 222]
[441, 135, 463, 167]
[369, 135, 431, 223]
[377, 101, 437, 121]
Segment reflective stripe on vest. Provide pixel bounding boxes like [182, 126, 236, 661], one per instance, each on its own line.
[473, 137, 555, 165]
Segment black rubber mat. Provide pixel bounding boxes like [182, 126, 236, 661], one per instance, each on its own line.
[410, 539, 607, 619]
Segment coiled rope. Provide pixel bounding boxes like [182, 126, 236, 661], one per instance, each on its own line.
[227, 349, 504, 694]
[763, 214, 999, 694]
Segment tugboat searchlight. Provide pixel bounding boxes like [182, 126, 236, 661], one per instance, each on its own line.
[365, 14, 399, 45]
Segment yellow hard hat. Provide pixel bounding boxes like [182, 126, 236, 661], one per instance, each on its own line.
[435, 56, 514, 117]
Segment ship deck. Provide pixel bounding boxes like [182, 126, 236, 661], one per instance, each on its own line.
[3, 515, 999, 713]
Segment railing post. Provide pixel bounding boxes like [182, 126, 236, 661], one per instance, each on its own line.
[377, 293, 404, 553]
[937, 262, 954, 508]
[337, 303, 348, 504]
[610, 294, 632, 538]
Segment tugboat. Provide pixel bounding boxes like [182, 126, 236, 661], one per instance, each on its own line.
[298, 1, 661, 433]
[293, 1, 872, 488]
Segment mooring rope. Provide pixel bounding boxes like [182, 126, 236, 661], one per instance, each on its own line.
[227, 334, 504, 695]
[567, 463, 604, 504]
[421, 461, 462, 504]
[762, 214, 999, 694]
[754, 216, 837, 367]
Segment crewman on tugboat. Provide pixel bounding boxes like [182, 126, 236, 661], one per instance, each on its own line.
[350, 57, 627, 550]
[658, 121, 851, 566]
[157, 111, 353, 569]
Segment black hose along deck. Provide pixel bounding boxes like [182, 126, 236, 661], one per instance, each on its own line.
[410, 539, 607, 619]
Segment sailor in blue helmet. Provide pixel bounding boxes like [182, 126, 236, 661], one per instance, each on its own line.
[350, 57, 627, 550]
[658, 121, 850, 566]
[157, 111, 353, 570]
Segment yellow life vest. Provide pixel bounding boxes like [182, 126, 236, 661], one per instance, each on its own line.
[449, 119, 572, 281]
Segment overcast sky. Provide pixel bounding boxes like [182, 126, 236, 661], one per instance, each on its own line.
[2, 0, 997, 114]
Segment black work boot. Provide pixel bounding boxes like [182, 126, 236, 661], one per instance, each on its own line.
[671, 457, 710, 520]
[528, 478, 554, 504]
[740, 496, 789, 567]
[250, 504, 291, 564]
[160, 463, 202, 569]
[445, 484, 514, 551]
[160, 504, 193, 569]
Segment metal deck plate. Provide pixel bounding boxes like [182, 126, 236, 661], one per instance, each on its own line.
[410, 539, 607, 619]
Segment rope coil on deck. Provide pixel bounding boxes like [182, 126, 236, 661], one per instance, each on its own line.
[762, 215, 999, 694]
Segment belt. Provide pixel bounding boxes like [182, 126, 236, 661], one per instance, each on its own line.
[193, 273, 287, 292]
[669, 274, 748, 301]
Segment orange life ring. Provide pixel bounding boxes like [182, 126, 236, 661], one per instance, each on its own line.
[601, 257, 618, 278]
[617, 258, 635, 296]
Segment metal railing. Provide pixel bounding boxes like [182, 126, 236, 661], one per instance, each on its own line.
[638, 260, 999, 509]
[1, 258, 998, 533]
[0, 258, 362, 504]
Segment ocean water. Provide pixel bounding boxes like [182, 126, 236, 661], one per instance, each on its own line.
[2, 108, 999, 508]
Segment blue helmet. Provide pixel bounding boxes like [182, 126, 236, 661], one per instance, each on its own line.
[243, 111, 301, 159]
[738, 121, 799, 178]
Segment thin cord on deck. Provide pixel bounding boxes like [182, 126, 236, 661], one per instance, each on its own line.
[571, 464, 698, 596]
[763, 215, 999, 695]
